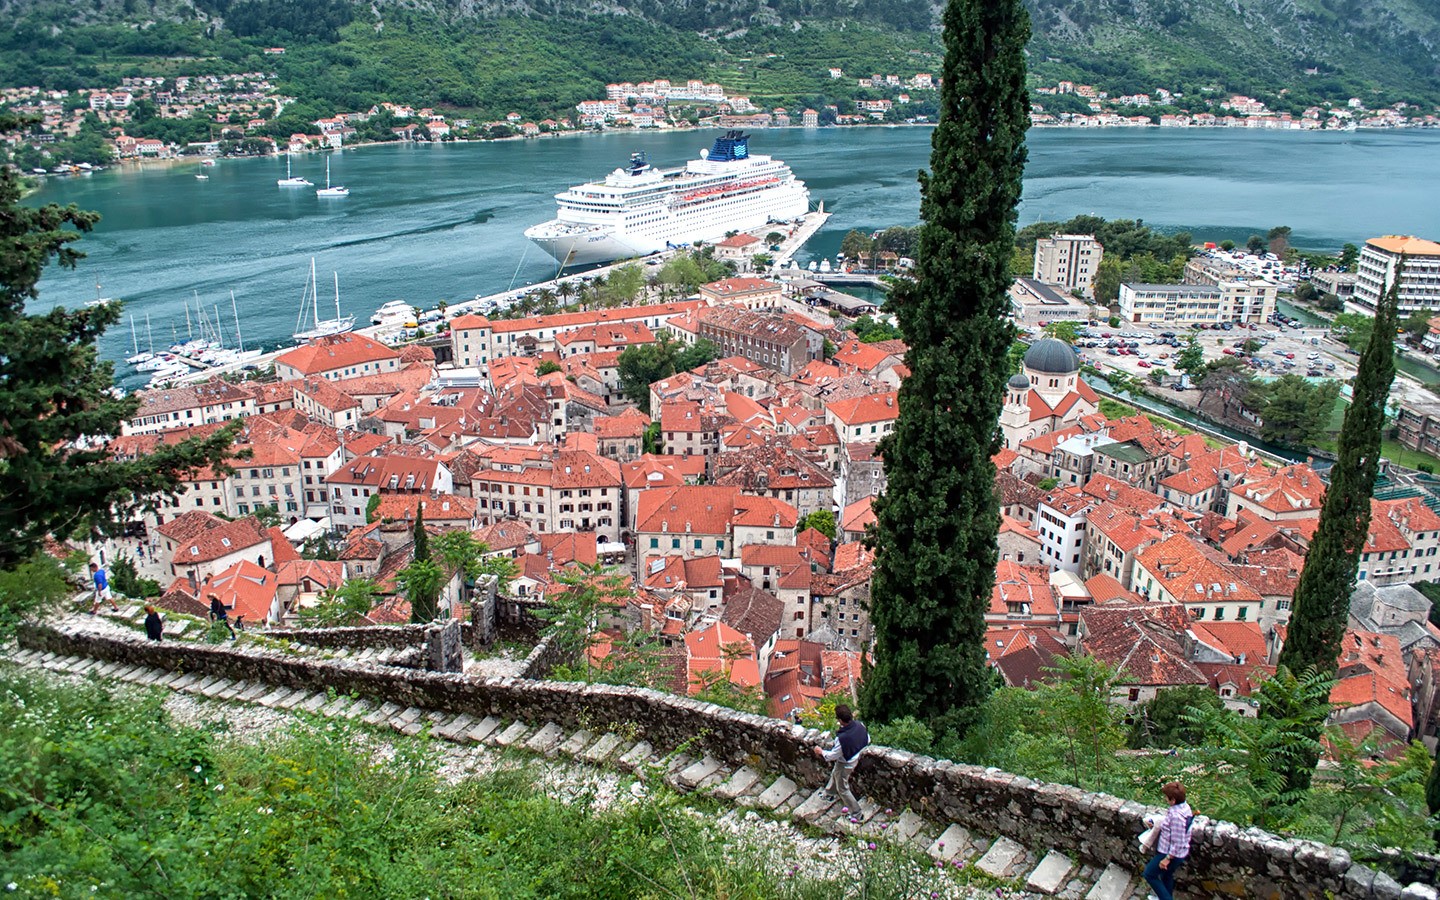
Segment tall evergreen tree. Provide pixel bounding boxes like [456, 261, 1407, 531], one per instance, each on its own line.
[1270, 263, 1402, 792]
[412, 502, 429, 562]
[859, 0, 1029, 737]
[0, 114, 236, 576]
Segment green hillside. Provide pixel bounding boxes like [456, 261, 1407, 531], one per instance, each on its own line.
[0, 0, 1436, 118]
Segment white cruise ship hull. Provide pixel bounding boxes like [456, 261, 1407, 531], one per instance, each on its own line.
[525, 131, 809, 268]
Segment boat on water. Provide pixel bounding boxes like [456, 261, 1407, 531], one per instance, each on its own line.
[196, 163, 209, 181]
[293, 259, 356, 343]
[201, 159, 216, 167]
[316, 157, 348, 197]
[818, 258, 832, 273]
[524, 131, 809, 268]
[371, 299, 416, 325]
[278, 154, 312, 188]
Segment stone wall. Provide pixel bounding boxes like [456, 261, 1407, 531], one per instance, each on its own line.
[265, 624, 434, 651]
[16, 621, 1405, 900]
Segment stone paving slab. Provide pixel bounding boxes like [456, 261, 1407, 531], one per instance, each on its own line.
[792, 789, 837, 822]
[677, 756, 723, 790]
[582, 732, 623, 764]
[320, 696, 354, 717]
[363, 702, 402, 727]
[433, 713, 475, 741]
[558, 729, 593, 757]
[274, 690, 311, 710]
[755, 776, 798, 810]
[237, 683, 270, 703]
[467, 716, 503, 743]
[709, 765, 762, 800]
[616, 741, 654, 771]
[927, 823, 972, 862]
[975, 836, 1027, 879]
[495, 721, 531, 747]
[1027, 850, 1077, 895]
[1084, 864, 1133, 900]
[525, 722, 566, 755]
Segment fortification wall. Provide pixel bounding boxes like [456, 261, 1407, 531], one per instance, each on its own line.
[17, 621, 1407, 900]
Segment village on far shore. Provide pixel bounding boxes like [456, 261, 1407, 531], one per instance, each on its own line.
[7, 60, 1432, 175]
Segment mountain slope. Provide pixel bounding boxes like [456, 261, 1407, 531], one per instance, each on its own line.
[0, 0, 1436, 109]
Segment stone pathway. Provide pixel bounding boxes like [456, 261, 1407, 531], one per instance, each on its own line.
[3, 615, 1169, 900]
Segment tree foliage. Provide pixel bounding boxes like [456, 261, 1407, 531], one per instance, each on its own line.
[616, 336, 720, 412]
[1256, 375, 1341, 448]
[0, 114, 237, 580]
[1332, 312, 1377, 351]
[847, 315, 903, 343]
[398, 558, 444, 624]
[1271, 265, 1401, 794]
[861, 0, 1029, 740]
[796, 509, 837, 540]
[1127, 684, 1223, 749]
[1175, 337, 1206, 377]
[299, 578, 380, 627]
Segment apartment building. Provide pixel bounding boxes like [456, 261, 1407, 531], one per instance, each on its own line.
[122, 379, 256, 436]
[1007, 278, 1093, 326]
[1352, 235, 1440, 314]
[1119, 280, 1277, 326]
[696, 306, 823, 376]
[1032, 234, 1103, 297]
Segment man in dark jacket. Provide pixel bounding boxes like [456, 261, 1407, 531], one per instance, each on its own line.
[144, 605, 163, 641]
[812, 704, 869, 809]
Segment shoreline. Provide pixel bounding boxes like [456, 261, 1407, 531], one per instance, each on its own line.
[92, 117, 1428, 174]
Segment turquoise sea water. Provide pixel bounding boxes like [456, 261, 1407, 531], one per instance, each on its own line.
[27, 126, 1440, 378]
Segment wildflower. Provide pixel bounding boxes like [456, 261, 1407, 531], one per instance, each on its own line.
[885, 808, 893, 815]
[841, 807, 849, 813]
[91, 887, 98, 893]
[7, 884, 17, 892]
[867, 842, 877, 850]
[193, 766, 202, 773]
[214, 784, 224, 792]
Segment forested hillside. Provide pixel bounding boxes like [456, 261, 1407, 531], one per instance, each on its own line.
[0, 0, 1437, 118]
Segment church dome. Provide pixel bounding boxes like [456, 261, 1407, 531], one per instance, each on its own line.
[1023, 338, 1081, 375]
[1007, 373, 1031, 390]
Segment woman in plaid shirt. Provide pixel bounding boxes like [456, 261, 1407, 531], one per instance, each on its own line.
[1143, 782, 1192, 900]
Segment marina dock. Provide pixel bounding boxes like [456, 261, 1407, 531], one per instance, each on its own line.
[147, 208, 835, 391]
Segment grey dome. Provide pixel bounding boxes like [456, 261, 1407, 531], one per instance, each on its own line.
[1007, 373, 1031, 390]
[1023, 338, 1080, 375]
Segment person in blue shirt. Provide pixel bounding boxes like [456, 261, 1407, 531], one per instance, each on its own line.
[812, 704, 869, 810]
[89, 562, 119, 614]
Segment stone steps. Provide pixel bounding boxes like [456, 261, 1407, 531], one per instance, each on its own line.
[2, 643, 1150, 900]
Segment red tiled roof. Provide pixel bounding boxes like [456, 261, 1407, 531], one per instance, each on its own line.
[825, 391, 899, 427]
[275, 332, 399, 377]
[635, 485, 741, 535]
[173, 518, 269, 565]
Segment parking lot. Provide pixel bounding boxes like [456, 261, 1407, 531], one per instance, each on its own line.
[1062, 319, 1358, 387]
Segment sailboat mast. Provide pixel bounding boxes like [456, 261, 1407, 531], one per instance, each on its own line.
[214, 304, 224, 349]
[311, 258, 320, 331]
[185, 296, 193, 339]
[333, 272, 341, 321]
[130, 314, 139, 354]
[232, 291, 244, 352]
[146, 313, 154, 353]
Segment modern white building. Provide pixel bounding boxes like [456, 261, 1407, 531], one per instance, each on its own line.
[1352, 235, 1440, 314]
[1119, 279, 1277, 326]
[1007, 278, 1093, 326]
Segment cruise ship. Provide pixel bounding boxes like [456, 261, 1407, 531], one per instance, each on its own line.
[525, 132, 810, 267]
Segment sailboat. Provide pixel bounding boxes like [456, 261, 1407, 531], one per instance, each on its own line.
[292, 259, 356, 343]
[125, 314, 154, 366]
[277, 154, 312, 188]
[316, 156, 349, 197]
[195, 162, 209, 181]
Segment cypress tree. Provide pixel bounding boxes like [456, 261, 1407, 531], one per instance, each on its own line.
[1427, 748, 1440, 850]
[412, 502, 430, 562]
[859, 0, 1029, 737]
[1270, 264, 1402, 791]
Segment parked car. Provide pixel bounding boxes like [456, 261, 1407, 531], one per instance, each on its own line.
[1138, 360, 1152, 368]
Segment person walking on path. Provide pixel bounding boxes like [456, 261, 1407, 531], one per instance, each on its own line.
[89, 562, 119, 614]
[1143, 781, 1193, 900]
[812, 704, 869, 811]
[144, 605, 163, 641]
[208, 593, 237, 640]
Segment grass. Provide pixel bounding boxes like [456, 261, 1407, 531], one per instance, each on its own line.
[0, 672, 979, 900]
[1318, 395, 1440, 472]
[1097, 397, 1137, 418]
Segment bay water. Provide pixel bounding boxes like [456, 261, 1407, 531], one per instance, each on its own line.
[27, 126, 1440, 383]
